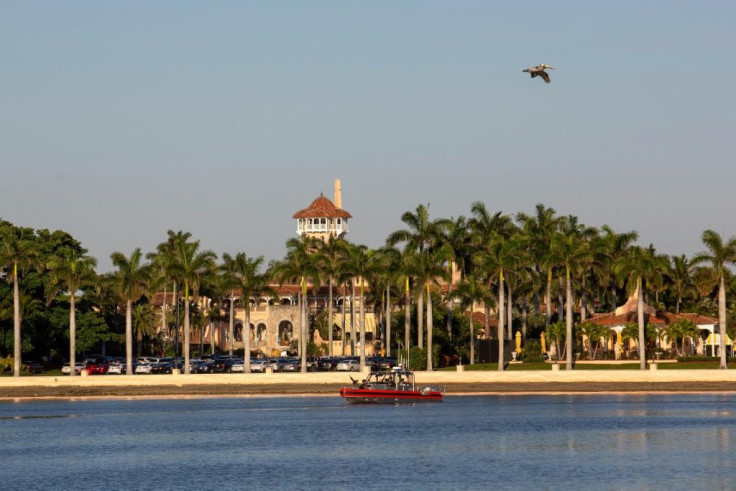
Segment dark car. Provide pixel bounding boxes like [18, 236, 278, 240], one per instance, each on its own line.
[213, 356, 241, 373]
[23, 361, 45, 374]
[317, 357, 339, 371]
[150, 361, 174, 374]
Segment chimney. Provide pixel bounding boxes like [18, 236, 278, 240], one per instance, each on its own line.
[334, 178, 342, 209]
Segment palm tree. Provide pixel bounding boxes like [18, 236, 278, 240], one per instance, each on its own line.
[692, 230, 736, 369]
[615, 246, 665, 369]
[314, 236, 346, 357]
[273, 237, 320, 372]
[596, 225, 639, 311]
[667, 318, 699, 357]
[453, 273, 492, 365]
[110, 248, 150, 375]
[220, 253, 242, 356]
[0, 226, 41, 376]
[47, 250, 98, 376]
[148, 230, 192, 357]
[132, 303, 157, 356]
[409, 247, 449, 370]
[546, 321, 566, 363]
[229, 252, 273, 373]
[342, 243, 375, 371]
[167, 239, 216, 374]
[669, 255, 694, 314]
[550, 232, 592, 369]
[516, 204, 565, 324]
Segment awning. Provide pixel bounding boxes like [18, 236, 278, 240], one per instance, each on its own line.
[332, 313, 377, 334]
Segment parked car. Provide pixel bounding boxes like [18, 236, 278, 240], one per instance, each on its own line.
[336, 359, 361, 372]
[282, 359, 301, 372]
[61, 362, 85, 375]
[150, 361, 174, 374]
[194, 359, 215, 373]
[23, 361, 45, 374]
[85, 356, 111, 375]
[268, 358, 290, 372]
[135, 362, 154, 374]
[213, 356, 241, 373]
[317, 357, 339, 371]
[250, 359, 270, 373]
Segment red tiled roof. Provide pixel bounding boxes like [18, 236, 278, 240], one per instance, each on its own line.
[292, 194, 352, 219]
[589, 310, 718, 327]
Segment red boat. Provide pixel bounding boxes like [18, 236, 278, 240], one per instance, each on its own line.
[339, 368, 444, 404]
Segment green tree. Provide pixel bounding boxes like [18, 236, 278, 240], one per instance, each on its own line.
[0, 226, 42, 376]
[110, 248, 150, 375]
[615, 246, 666, 369]
[168, 239, 216, 374]
[47, 250, 98, 376]
[692, 230, 736, 369]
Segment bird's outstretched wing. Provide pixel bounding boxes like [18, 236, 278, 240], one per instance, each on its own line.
[539, 71, 550, 83]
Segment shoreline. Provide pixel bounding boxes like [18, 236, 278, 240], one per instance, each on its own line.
[1, 370, 736, 401]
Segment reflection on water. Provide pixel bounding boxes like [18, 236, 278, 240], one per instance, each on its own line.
[2, 394, 736, 489]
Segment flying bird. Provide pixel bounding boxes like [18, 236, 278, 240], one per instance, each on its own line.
[523, 63, 554, 83]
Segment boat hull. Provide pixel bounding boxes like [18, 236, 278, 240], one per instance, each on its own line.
[340, 387, 443, 403]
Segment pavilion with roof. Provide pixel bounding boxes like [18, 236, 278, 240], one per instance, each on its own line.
[588, 293, 723, 357]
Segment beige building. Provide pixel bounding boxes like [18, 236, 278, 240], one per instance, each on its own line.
[154, 179, 377, 357]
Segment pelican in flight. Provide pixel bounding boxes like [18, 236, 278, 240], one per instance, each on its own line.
[523, 63, 554, 83]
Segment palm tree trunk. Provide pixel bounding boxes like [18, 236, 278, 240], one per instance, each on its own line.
[498, 273, 505, 372]
[385, 285, 391, 357]
[13, 265, 20, 377]
[719, 275, 727, 370]
[328, 277, 334, 357]
[359, 279, 366, 370]
[521, 300, 528, 339]
[70, 294, 77, 377]
[468, 309, 474, 365]
[245, 307, 252, 373]
[404, 277, 410, 366]
[350, 282, 356, 356]
[184, 285, 191, 375]
[417, 289, 424, 349]
[566, 269, 574, 370]
[126, 299, 133, 375]
[507, 285, 513, 341]
[637, 278, 646, 370]
[545, 269, 552, 327]
[581, 276, 587, 322]
[426, 283, 433, 371]
[229, 292, 235, 356]
[341, 285, 347, 356]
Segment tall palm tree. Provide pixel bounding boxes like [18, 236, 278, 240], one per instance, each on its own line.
[516, 204, 565, 325]
[220, 253, 242, 356]
[0, 226, 41, 377]
[273, 237, 320, 372]
[692, 230, 736, 369]
[314, 236, 346, 357]
[47, 250, 98, 376]
[167, 239, 216, 374]
[148, 230, 192, 356]
[550, 232, 592, 369]
[596, 225, 639, 311]
[615, 246, 665, 369]
[110, 248, 150, 375]
[229, 252, 273, 373]
[453, 273, 492, 365]
[669, 254, 694, 314]
[342, 243, 374, 371]
[132, 303, 157, 356]
[409, 247, 450, 370]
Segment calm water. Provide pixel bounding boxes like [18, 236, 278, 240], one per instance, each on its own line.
[3, 394, 736, 490]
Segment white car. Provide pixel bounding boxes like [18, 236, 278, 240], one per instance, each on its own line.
[135, 362, 153, 374]
[336, 359, 361, 372]
[61, 362, 85, 375]
[232, 359, 269, 373]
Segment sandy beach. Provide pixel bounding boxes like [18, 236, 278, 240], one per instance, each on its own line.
[2, 369, 736, 400]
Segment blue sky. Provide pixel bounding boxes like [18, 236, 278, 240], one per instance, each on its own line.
[2, 1, 735, 271]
